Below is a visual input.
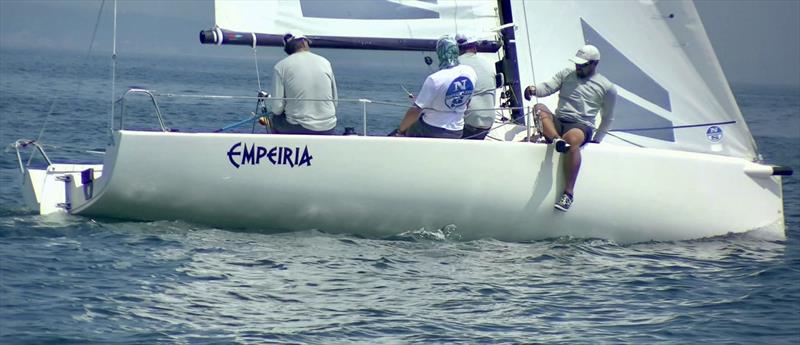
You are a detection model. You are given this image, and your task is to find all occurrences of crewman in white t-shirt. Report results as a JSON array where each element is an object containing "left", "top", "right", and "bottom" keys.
[{"left": 396, "top": 36, "right": 477, "bottom": 139}]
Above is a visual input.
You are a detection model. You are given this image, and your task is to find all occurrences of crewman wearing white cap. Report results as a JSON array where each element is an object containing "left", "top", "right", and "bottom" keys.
[
  {"left": 456, "top": 33, "right": 497, "bottom": 140},
  {"left": 267, "top": 31, "right": 338, "bottom": 135},
  {"left": 523, "top": 44, "right": 617, "bottom": 212}
]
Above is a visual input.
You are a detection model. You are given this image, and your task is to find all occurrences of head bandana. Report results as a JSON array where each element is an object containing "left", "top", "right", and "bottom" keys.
[{"left": 436, "top": 36, "right": 459, "bottom": 70}]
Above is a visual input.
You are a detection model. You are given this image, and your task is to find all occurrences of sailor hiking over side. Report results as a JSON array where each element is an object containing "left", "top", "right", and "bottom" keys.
[{"left": 524, "top": 44, "right": 617, "bottom": 211}]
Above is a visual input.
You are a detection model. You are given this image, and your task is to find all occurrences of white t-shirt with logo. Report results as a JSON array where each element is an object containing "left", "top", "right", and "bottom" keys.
[{"left": 414, "top": 64, "right": 477, "bottom": 131}]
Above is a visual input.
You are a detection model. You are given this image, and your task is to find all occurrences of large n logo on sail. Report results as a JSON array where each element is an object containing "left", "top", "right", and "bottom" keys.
[
  {"left": 581, "top": 19, "right": 675, "bottom": 142},
  {"left": 300, "top": 0, "right": 440, "bottom": 20}
]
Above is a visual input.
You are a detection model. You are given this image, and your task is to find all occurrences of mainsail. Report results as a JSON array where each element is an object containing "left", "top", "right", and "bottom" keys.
[
  {"left": 200, "top": 0, "right": 502, "bottom": 52},
  {"left": 510, "top": 0, "right": 758, "bottom": 160}
]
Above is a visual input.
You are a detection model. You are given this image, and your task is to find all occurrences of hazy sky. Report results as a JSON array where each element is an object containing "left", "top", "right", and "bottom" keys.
[{"left": 1, "top": 0, "right": 799, "bottom": 86}]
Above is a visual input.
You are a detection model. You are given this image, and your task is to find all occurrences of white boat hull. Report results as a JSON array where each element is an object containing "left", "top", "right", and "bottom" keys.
[{"left": 19, "top": 130, "right": 781, "bottom": 244}]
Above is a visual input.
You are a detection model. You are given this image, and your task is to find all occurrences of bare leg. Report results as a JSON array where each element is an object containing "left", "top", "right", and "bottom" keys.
[
  {"left": 534, "top": 104, "right": 558, "bottom": 141},
  {"left": 561, "top": 128, "right": 586, "bottom": 196},
  {"left": 398, "top": 106, "right": 422, "bottom": 135}
]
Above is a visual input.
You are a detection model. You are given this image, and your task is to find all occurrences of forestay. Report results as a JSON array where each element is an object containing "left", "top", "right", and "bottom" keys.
[
  {"left": 511, "top": 0, "right": 758, "bottom": 160},
  {"left": 207, "top": 0, "right": 501, "bottom": 51}
]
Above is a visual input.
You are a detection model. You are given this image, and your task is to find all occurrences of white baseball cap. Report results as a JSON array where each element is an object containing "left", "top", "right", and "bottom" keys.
[
  {"left": 569, "top": 44, "right": 601, "bottom": 64},
  {"left": 455, "top": 33, "right": 478, "bottom": 46},
  {"left": 283, "top": 31, "right": 310, "bottom": 45}
]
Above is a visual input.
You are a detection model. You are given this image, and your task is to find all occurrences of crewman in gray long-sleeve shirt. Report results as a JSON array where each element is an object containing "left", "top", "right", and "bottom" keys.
[
  {"left": 456, "top": 34, "right": 497, "bottom": 140},
  {"left": 269, "top": 31, "right": 338, "bottom": 135},
  {"left": 524, "top": 44, "right": 617, "bottom": 212}
]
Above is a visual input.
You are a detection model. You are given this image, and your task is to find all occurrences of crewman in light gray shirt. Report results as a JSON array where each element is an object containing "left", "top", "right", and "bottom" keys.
[
  {"left": 524, "top": 44, "right": 617, "bottom": 212},
  {"left": 456, "top": 34, "right": 497, "bottom": 140},
  {"left": 268, "top": 31, "right": 338, "bottom": 135}
]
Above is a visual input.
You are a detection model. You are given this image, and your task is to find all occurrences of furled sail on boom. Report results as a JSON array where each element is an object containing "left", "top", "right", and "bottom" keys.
[{"left": 199, "top": 0, "right": 502, "bottom": 52}]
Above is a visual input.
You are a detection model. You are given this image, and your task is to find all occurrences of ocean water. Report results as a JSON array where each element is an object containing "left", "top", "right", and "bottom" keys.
[{"left": 1, "top": 47, "right": 799, "bottom": 344}]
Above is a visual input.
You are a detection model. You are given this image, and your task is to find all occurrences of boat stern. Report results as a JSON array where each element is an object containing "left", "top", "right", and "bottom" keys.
[{"left": 13, "top": 139, "right": 103, "bottom": 215}]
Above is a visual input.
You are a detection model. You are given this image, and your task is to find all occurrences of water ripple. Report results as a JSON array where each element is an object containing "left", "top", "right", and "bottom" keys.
[{"left": 1, "top": 49, "right": 798, "bottom": 344}]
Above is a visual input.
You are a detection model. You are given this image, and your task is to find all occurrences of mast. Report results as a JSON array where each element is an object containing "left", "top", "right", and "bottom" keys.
[{"left": 496, "top": 0, "right": 525, "bottom": 124}]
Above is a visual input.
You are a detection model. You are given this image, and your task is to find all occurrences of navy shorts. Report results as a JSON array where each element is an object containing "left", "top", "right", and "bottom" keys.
[
  {"left": 461, "top": 124, "right": 490, "bottom": 140},
  {"left": 554, "top": 117, "right": 593, "bottom": 146},
  {"left": 406, "top": 116, "right": 462, "bottom": 139},
  {"left": 271, "top": 114, "right": 335, "bottom": 135}
]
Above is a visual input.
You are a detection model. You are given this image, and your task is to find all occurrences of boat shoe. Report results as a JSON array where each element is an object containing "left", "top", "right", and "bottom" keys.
[{"left": 555, "top": 192, "right": 573, "bottom": 212}]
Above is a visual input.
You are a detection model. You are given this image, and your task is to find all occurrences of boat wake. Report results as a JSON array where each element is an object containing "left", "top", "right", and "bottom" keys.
[{"left": 387, "top": 224, "right": 463, "bottom": 242}]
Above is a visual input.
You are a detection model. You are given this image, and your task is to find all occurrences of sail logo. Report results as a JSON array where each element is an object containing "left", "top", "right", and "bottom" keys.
[
  {"left": 444, "top": 76, "right": 474, "bottom": 109},
  {"left": 706, "top": 126, "right": 723, "bottom": 143},
  {"left": 227, "top": 142, "right": 313, "bottom": 169}
]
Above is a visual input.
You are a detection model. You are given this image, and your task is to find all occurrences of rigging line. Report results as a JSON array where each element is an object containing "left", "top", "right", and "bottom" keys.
[
  {"left": 110, "top": 0, "right": 117, "bottom": 137},
  {"left": 404, "top": 21, "right": 433, "bottom": 78},
  {"left": 520, "top": 0, "right": 537, "bottom": 104},
  {"left": 34, "top": 0, "right": 107, "bottom": 145},
  {"left": 453, "top": 1, "right": 459, "bottom": 35},
  {"left": 26, "top": 143, "right": 106, "bottom": 155},
  {"left": 610, "top": 120, "right": 737, "bottom": 132},
  {"left": 606, "top": 132, "right": 645, "bottom": 148},
  {"left": 86, "top": 0, "right": 106, "bottom": 58},
  {"left": 400, "top": 84, "right": 414, "bottom": 99}
]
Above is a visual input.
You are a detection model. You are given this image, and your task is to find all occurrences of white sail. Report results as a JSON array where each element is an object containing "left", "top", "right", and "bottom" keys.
[
  {"left": 510, "top": 0, "right": 758, "bottom": 160},
  {"left": 213, "top": 0, "right": 500, "bottom": 47}
]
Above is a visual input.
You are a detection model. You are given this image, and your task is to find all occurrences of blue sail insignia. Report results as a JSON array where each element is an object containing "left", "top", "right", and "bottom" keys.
[{"left": 706, "top": 126, "right": 723, "bottom": 143}]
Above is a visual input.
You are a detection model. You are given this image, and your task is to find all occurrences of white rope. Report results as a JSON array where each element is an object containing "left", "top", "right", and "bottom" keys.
[{"left": 251, "top": 32, "right": 263, "bottom": 91}]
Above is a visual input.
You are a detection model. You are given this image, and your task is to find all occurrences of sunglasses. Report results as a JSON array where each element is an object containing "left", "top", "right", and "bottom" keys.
[{"left": 576, "top": 61, "right": 592, "bottom": 68}]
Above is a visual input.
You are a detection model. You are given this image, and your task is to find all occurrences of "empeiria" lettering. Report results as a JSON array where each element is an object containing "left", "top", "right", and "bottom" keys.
[{"left": 227, "top": 142, "right": 313, "bottom": 169}]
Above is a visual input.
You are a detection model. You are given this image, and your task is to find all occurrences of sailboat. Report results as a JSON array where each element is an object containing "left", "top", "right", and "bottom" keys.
[{"left": 13, "top": 0, "right": 792, "bottom": 244}]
